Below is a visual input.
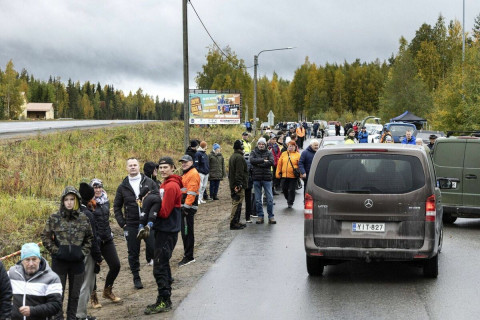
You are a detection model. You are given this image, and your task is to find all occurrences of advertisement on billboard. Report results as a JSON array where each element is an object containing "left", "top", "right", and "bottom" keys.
[{"left": 189, "top": 93, "right": 241, "bottom": 124}]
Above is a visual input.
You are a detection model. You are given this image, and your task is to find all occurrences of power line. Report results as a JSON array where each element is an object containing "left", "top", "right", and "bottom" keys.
[{"left": 188, "top": 0, "right": 251, "bottom": 70}]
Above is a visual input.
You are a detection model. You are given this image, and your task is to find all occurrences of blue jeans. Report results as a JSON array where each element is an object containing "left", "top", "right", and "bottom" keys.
[{"left": 253, "top": 180, "right": 274, "bottom": 219}]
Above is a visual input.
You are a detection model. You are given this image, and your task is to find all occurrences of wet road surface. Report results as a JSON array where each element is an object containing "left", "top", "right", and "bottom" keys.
[{"left": 174, "top": 183, "right": 480, "bottom": 320}]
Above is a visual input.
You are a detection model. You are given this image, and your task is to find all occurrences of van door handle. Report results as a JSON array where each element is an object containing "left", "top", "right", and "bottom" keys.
[{"left": 465, "top": 174, "right": 477, "bottom": 179}]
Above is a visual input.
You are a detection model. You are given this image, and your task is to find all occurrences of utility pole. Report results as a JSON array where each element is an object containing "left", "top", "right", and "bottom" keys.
[{"left": 183, "top": 0, "right": 190, "bottom": 150}]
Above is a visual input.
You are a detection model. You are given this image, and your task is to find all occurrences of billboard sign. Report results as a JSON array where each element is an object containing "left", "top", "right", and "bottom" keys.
[{"left": 189, "top": 93, "right": 241, "bottom": 124}]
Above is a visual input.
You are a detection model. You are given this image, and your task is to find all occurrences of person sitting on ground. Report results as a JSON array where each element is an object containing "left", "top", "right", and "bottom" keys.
[{"left": 8, "top": 243, "right": 62, "bottom": 320}]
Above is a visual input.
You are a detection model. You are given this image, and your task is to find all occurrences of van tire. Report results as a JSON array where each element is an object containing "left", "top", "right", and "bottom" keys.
[
  {"left": 306, "top": 255, "right": 324, "bottom": 276},
  {"left": 423, "top": 254, "right": 438, "bottom": 278},
  {"left": 442, "top": 213, "right": 457, "bottom": 224}
]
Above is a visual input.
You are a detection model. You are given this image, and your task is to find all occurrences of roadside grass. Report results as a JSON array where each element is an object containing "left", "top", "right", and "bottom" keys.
[{"left": 0, "top": 122, "right": 243, "bottom": 260}]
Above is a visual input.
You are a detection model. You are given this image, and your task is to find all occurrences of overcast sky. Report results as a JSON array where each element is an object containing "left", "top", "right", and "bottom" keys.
[{"left": 1, "top": 0, "right": 479, "bottom": 101}]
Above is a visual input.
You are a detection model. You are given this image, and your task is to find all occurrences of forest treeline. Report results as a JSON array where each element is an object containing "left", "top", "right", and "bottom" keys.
[{"left": 1, "top": 14, "right": 479, "bottom": 131}]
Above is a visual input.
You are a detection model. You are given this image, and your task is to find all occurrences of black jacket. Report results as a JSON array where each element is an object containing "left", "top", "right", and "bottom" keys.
[
  {"left": 113, "top": 174, "right": 159, "bottom": 228},
  {"left": 185, "top": 146, "right": 197, "bottom": 160},
  {"left": 81, "top": 205, "right": 103, "bottom": 263},
  {"left": 250, "top": 147, "right": 274, "bottom": 181},
  {"left": 91, "top": 199, "right": 113, "bottom": 242},
  {"left": 0, "top": 261, "right": 12, "bottom": 319}
]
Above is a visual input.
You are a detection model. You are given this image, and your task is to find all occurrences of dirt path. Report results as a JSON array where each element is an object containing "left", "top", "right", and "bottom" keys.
[{"left": 89, "top": 181, "right": 237, "bottom": 320}]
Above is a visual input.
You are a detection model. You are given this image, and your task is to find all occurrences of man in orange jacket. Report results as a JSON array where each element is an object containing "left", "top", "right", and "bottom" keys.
[
  {"left": 296, "top": 122, "right": 306, "bottom": 149},
  {"left": 178, "top": 155, "right": 200, "bottom": 267}
]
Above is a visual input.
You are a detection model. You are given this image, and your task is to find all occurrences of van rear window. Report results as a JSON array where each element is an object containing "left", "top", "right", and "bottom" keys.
[{"left": 314, "top": 154, "right": 425, "bottom": 194}]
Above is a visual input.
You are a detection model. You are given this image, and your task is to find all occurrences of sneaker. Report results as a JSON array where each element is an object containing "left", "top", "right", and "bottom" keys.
[
  {"left": 198, "top": 199, "right": 206, "bottom": 204},
  {"left": 256, "top": 218, "right": 264, "bottom": 224},
  {"left": 143, "top": 224, "right": 151, "bottom": 239},
  {"left": 144, "top": 298, "right": 172, "bottom": 315},
  {"left": 246, "top": 220, "right": 253, "bottom": 223},
  {"left": 134, "top": 278, "right": 144, "bottom": 289},
  {"left": 269, "top": 218, "right": 277, "bottom": 224},
  {"left": 77, "top": 316, "right": 97, "bottom": 320},
  {"left": 147, "top": 259, "right": 154, "bottom": 266},
  {"left": 178, "top": 257, "right": 196, "bottom": 267},
  {"left": 287, "top": 204, "right": 293, "bottom": 208},
  {"left": 250, "top": 214, "right": 258, "bottom": 218}
]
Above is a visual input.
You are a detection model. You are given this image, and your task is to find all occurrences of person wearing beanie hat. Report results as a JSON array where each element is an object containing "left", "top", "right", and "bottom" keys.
[
  {"left": 185, "top": 140, "right": 199, "bottom": 160},
  {"left": 41, "top": 186, "right": 94, "bottom": 320},
  {"left": 208, "top": 143, "right": 226, "bottom": 201},
  {"left": 250, "top": 135, "right": 276, "bottom": 224},
  {"left": 77, "top": 183, "right": 108, "bottom": 319},
  {"left": 345, "top": 128, "right": 357, "bottom": 144},
  {"left": 194, "top": 141, "right": 211, "bottom": 202},
  {"left": 89, "top": 177, "right": 121, "bottom": 308},
  {"left": 7, "top": 243, "right": 62, "bottom": 320},
  {"left": 228, "top": 140, "right": 249, "bottom": 230}
]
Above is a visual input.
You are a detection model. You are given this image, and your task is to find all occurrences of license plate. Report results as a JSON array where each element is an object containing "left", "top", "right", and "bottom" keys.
[{"left": 352, "top": 223, "right": 385, "bottom": 232}]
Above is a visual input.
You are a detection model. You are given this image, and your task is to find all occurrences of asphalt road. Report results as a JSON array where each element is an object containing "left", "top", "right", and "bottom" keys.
[
  {"left": 0, "top": 120, "right": 155, "bottom": 137},
  {"left": 173, "top": 183, "right": 480, "bottom": 320}
]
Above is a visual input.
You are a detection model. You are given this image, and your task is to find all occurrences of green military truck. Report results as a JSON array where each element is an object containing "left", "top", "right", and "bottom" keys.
[{"left": 431, "top": 132, "right": 480, "bottom": 223}]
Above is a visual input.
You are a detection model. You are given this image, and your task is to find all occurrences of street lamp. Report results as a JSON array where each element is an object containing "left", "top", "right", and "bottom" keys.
[{"left": 253, "top": 47, "right": 294, "bottom": 136}]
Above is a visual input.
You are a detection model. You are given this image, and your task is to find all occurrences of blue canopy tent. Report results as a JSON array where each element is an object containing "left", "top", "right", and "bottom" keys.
[{"left": 390, "top": 111, "right": 426, "bottom": 129}]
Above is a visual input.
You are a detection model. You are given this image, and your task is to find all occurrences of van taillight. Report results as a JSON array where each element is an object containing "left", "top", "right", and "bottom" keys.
[
  {"left": 426, "top": 195, "right": 436, "bottom": 222},
  {"left": 305, "top": 193, "right": 313, "bottom": 220}
]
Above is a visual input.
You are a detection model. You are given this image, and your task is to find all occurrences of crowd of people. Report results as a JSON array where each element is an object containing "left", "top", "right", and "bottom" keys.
[{"left": 0, "top": 128, "right": 320, "bottom": 319}]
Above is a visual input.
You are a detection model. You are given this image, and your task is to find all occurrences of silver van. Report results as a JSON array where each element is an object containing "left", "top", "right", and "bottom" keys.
[{"left": 304, "top": 144, "right": 447, "bottom": 278}]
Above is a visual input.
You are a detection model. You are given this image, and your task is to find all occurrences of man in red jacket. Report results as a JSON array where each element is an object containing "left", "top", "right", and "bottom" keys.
[{"left": 144, "top": 157, "right": 183, "bottom": 315}]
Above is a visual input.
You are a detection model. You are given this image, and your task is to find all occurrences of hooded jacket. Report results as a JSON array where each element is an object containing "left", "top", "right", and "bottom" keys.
[
  {"left": 91, "top": 191, "right": 113, "bottom": 242},
  {"left": 156, "top": 174, "right": 182, "bottom": 233},
  {"left": 0, "top": 261, "right": 12, "bottom": 319},
  {"left": 299, "top": 145, "right": 316, "bottom": 177},
  {"left": 113, "top": 174, "right": 159, "bottom": 228},
  {"left": 8, "top": 258, "right": 62, "bottom": 320},
  {"left": 143, "top": 161, "right": 159, "bottom": 187},
  {"left": 228, "top": 150, "right": 248, "bottom": 190},
  {"left": 41, "top": 186, "right": 93, "bottom": 263},
  {"left": 208, "top": 151, "right": 226, "bottom": 180},
  {"left": 80, "top": 205, "right": 103, "bottom": 263},
  {"left": 249, "top": 146, "right": 274, "bottom": 181},
  {"left": 194, "top": 147, "right": 210, "bottom": 175}
]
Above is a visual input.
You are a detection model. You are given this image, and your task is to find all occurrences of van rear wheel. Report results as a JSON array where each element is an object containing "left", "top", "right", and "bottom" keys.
[
  {"left": 423, "top": 254, "right": 438, "bottom": 278},
  {"left": 442, "top": 213, "right": 457, "bottom": 224},
  {"left": 306, "top": 255, "right": 324, "bottom": 276}
]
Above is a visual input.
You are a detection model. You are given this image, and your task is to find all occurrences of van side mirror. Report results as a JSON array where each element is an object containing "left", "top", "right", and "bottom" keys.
[{"left": 437, "top": 177, "right": 460, "bottom": 189}]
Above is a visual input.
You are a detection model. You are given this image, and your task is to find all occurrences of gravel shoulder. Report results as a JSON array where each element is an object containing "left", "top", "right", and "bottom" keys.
[{"left": 89, "top": 181, "right": 236, "bottom": 320}]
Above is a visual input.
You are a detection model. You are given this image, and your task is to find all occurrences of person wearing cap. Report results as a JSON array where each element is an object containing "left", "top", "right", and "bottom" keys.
[
  {"left": 0, "top": 261, "right": 12, "bottom": 320},
  {"left": 358, "top": 126, "right": 369, "bottom": 143},
  {"left": 208, "top": 143, "right": 225, "bottom": 201},
  {"left": 88, "top": 178, "right": 121, "bottom": 309},
  {"left": 113, "top": 158, "right": 158, "bottom": 290},
  {"left": 228, "top": 140, "right": 249, "bottom": 229},
  {"left": 250, "top": 137, "right": 276, "bottom": 224},
  {"left": 7, "top": 243, "right": 62, "bottom": 320},
  {"left": 401, "top": 130, "right": 416, "bottom": 145},
  {"left": 345, "top": 128, "right": 357, "bottom": 144},
  {"left": 241, "top": 132, "right": 252, "bottom": 154},
  {"left": 144, "top": 157, "right": 182, "bottom": 315},
  {"left": 194, "top": 141, "right": 211, "bottom": 203},
  {"left": 76, "top": 183, "right": 104, "bottom": 320},
  {"left": 41, "top": 186, "right": 94, "bottom": 320},
  {"left": 178, "top": 155, "right": 200, "bottom": 267},
  {"left": 427, "top": 134, "right": 438, "bottom": 150}
]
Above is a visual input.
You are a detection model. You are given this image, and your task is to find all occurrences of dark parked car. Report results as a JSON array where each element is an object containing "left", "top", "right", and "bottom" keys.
[{"left": 304, "top": 144, "right": 453, "bottom": 278}]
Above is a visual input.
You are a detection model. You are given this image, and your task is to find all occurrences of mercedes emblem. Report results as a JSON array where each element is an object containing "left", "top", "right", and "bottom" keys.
[{"left": 364, "top": 199, "right": 373, "bottom": 208}]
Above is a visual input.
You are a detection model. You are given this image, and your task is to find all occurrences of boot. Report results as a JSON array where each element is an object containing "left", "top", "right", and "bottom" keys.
[
  {"left": 103, "top": 285, "right": 121, "bottom": 302},
  {"left": 90, "top": 291, "right": 102, "bottom": 309}
]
